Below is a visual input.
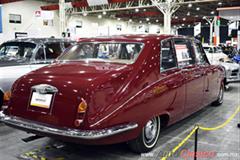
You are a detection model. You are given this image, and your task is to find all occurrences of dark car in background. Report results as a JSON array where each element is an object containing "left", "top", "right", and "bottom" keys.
[{"left": 0, "top": 38, "right": 75, "bottom": 108}]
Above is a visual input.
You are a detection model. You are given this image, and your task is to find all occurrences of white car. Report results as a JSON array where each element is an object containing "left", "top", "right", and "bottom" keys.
[
  {"left": 203, "top": 46, "right": 229, "bottom": 64},
  {"left": 203, "top": 45, "right": 240, "bottom": 85},
  {"left": 0, "top": 38, "right": 75, "bottom": 109}
]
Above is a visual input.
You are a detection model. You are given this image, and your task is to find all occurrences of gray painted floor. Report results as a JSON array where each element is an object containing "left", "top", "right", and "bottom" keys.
[{"left": 0, "top": 83, "right": 239, "bottom": 160}]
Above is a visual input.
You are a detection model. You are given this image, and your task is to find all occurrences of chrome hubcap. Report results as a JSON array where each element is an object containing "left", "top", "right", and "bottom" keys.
[{"left": 144, "top": 118, "right": 158, "bottom": 143}]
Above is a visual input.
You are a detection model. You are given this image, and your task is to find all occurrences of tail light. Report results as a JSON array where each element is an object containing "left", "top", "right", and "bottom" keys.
[
  {"left": 3, "top": 91, "right": 11, "bottom": 102},
  {"left": 3, "top": 91, "right": 11, "bottom": 106},
  {"left": 78, "top": 98, "right": 88, "bottom": 113},
  {"left": 74, "top": 98, "right": 88, "bottom": 127}
]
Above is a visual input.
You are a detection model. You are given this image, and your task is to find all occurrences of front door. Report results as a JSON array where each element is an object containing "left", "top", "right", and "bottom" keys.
[
  {"left": 192, "top": 41, "right": 211, "bottom": 108},
  {"left": 173, "top": 38, "right": 205, "bottom": 117}
]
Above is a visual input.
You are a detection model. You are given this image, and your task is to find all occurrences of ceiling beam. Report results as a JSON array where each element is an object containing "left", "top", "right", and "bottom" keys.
[{"left": 70, "top": 0, "right": 219, "bottom": 15}]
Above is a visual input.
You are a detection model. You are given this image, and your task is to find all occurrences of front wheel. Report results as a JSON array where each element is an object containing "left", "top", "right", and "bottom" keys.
[
  {"left": 128, "top": 116, "right": 160, "bottom": 153},
  {"left": 212, "top": 83, "right": 224, "bottom": 106}
]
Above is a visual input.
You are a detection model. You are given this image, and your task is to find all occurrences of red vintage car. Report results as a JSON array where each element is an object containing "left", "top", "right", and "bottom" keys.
[{"left": 0, "top": 35, "right": 224, "bottom": 153}]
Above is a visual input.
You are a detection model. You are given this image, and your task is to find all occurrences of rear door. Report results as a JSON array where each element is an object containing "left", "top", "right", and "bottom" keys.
[
  {"left": 173, "top": 38, "right": 205, "bottom": 117},
  {"left": 159, "top": 39, "right": 185, "bottom": 123}
]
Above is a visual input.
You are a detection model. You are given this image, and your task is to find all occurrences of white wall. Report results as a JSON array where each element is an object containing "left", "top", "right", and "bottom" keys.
[
  {"left": 0, "top": 0, "right": 164, "bottom": 43},
  {"left": 0, "top": 0, "right": 60, "bottom": 43},
  {"left": 67, "top": 15, "right": 164, "bottom": 39}
]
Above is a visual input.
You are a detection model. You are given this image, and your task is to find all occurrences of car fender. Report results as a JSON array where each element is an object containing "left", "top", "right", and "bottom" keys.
[{"left": 90, "top": 78, "right": 172, "bottom": 133}]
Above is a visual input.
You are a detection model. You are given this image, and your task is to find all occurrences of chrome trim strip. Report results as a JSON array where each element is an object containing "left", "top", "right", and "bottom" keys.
[
  {"left": 0, "top": 111, "right": 138, "bottom": 140},
  {"left": 31, "top": 84, "right": 58, "bottom": 94}
]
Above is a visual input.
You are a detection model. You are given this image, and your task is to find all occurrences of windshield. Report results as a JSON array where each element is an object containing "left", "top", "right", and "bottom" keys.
[
  {"left": 0, "top": 42, "right": 36, "bottom": 60},
  {"left": 58, "top": 42, "right": 144, "bottom": 64}
]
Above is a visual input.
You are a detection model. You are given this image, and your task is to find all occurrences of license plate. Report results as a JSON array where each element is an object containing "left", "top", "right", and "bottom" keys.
[{"left": 30, "top": 92, "right": 53, "bottom": 109}]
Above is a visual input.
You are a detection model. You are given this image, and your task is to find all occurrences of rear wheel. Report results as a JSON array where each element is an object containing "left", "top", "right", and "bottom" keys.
[
  {"left": 212, "top": 83, "right": 224, "bottom": 106},
  {"left": 128, "top": 116, "right": 160, "bottom": 153}
]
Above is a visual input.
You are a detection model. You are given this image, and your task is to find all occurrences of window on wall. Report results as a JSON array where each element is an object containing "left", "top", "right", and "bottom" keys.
[
  {"left": 174, "top": 39, "right": 194, "bottom": 68},
  {"left": 160, "top": 40, "right": 177, "bottom": 71},
  {"left": 9, "top": 14, "right": 21, "bottom": 24},
  {"left": 116, "top": 25, "right": 122, "bottom": 31}
]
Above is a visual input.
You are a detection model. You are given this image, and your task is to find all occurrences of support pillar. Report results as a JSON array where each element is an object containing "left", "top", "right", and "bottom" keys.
[
  {"left": 151, "top": 0, "right": 182, "bottom": 34},
  {"left": 237, "top": 21, "right": 240, "bottom": 51},
  {"left": 210, "top": 22, "right": 213, "bottom": 45},
  {"left": 163, "top": 11, "right": 172, "bottom": 34},
  {"left": 59, "top": 0, "right": 66, "bottom": 37},
  {"left": 214, "top": 16, "right": 220, "bottom": 46},
  {"left": 204, "top": 17, "right": 215, "bottom": 46}
]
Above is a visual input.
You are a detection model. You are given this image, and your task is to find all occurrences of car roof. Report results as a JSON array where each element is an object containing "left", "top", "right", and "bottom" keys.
[
  {"left": 4, "top": 38, "right": 74, "bottom": 44},
  {"left": 77, "top": 34, "right": 191, "bottom": 43}
]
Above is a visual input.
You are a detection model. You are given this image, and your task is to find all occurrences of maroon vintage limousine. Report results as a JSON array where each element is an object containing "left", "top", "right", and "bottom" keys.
[{"left": 0, "top": 35, "right": 224, "bottom": 153}]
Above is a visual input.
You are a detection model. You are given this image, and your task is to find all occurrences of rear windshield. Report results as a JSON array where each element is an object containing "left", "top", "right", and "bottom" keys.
[
  {"left": 58, "top": 42, "right": 144, "bottom": 64},
  {"left": 0, "top": 42, "right": 36, "bottom": 60}
]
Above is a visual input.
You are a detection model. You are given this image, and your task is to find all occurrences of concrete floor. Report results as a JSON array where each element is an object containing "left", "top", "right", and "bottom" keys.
[{"left": 0, "top": 83, "right": 239, "bottom": 160}]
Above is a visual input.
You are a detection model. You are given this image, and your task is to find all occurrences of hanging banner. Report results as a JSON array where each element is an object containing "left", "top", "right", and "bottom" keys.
[
  {"left": 194, "top": 23, "right": 201, "bottom": 36},
  {"left": 228, "top": 22, "right": 237, "bottom": 36},
  {"left": 87, "top": 0, "right": 108, "bottom": 6},
  {"left": 218, "top": 7, "right": 240, "bottom": 21},
  {"left": 35, "top": 11, "right": 54, "bottom": 20},
  {"left": 0, "top": 5, "right": 2, "bottom": 33},
  {"left": 41, "top": 11, "right": 54, "bottom": 20}
]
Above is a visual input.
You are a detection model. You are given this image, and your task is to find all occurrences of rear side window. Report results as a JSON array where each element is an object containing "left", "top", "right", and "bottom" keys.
[
  {"left": 0, "top": 42, "right": 36, "bottom": 59},
  {"left": 45, "top": 42, "right": 62, "bottom": 59},
  {"left": 174, "top": 39, "right": 194, "bottom": 68},
  {"left": 160, "top": 40, "right": 177, "bottom": 71}
]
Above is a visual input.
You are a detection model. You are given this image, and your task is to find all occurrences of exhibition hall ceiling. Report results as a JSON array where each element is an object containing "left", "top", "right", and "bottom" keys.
[
  {"left": 2, "top": 0, "right": 238, "bottom": 26},
  {"left": 39, "top": 0, "right": 240, "bottom": 26}
]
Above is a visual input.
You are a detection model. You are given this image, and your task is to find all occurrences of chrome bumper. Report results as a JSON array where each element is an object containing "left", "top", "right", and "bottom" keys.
[
  {"left": 0, "top": 111, "right": 138, "bottom": 140},
  {"left": 226, "top": 70, "right": 240, "bottom": 83},
  {"left": 227, "top": 75, "right": 240, "bottom": 83}
]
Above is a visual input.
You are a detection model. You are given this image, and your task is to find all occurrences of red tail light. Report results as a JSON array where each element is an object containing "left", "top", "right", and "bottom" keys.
[{"left": 74, "top": 98, "right": 88, "bottom": 127}]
